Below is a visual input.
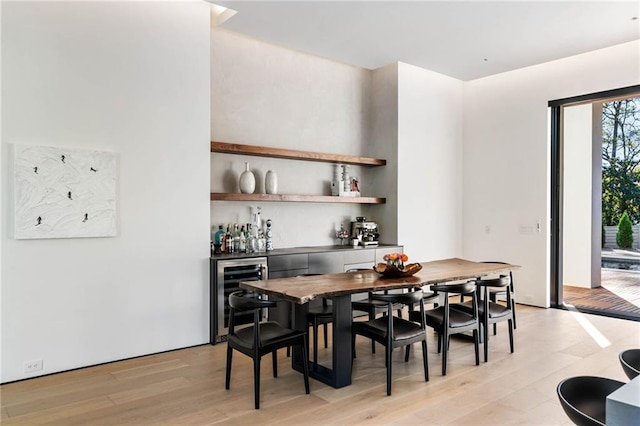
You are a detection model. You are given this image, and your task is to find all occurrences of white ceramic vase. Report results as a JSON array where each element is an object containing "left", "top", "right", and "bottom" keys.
[
  {"left": 265, "top": 170, "right": 278, "bottom": 194},
  {"left": 239, "top": 162, "right": 255, "bottom": 194}
]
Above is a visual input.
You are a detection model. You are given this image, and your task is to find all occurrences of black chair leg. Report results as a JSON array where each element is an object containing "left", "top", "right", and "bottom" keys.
[
  {"left": 484, "top": 322, "right": 490, "bottom": 363},
  {"left": 323, "top": 323, "right": 328, "bottom": 348},
  {"left": 301, "top": 337, "right": 310, "bottom": 394},
  {"left": 404, "top": 344, "right": 411, "bottom": 362},
  {"left": 508, "top": 318, "right": 514, "bottom": 353},
  {"left": 473, "top": 329, "right": 480, "bottom": 365},
  {"left": 422, "top": 340, "right": 429, "bottom": 382},
  {"left": 386, "top": 346, "right": 393, "bottom": 396},
  {"left": 253, "top": 354, "right": 261, "bottom": 409},
  {"left": 312, "top": 320, "right": 319, "bottom": 370},
  {"left": 369, "top": 309, "right": 376, "bottom": 354},
  {"left": 442, "top": 330, "right": 449, "bottom": 376},
  {"left": 272, "top": 350, "right": 278, "bottom": 377},
  {"left": 225, "top": 345, "right": 233, "bottom": 389}
]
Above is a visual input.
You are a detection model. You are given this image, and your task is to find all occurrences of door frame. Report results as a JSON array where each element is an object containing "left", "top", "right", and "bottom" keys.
[{"left": 549, "top": 84, "right": 640, "bottom": 308}]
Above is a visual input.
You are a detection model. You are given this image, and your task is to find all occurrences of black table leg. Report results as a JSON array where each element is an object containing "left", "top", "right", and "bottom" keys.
[{"left": 291, "top": 295, "right": 352, "bottom": 388}]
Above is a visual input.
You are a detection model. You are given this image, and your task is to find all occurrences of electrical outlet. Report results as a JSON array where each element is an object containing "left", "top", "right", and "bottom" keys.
[{"left": 24, "top": 359, "right": 43, "bottom": 373}]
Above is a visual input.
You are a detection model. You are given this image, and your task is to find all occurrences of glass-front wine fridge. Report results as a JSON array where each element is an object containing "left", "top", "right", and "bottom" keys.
[{"left": 210, "top": 257, "right": 268, "bottom": 343}]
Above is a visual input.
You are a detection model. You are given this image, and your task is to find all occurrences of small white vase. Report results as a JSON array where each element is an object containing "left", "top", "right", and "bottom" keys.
[
  {"left": 239, "top": 162, "right": 255, "bottom": 194},
  {"left": 265, "top": 170, "right": 278, "bottom": 194}
]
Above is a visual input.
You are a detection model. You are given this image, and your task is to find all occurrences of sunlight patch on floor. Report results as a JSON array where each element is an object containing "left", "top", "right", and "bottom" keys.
[{"left": 565, "top": 303, "right": 612, "bottom": 348}]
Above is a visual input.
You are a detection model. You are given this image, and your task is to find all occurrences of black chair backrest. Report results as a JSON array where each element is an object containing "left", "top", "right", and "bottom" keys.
[
  {"left": 229, "top": 291, "right": 275, "bottom": 311},
  {"left": 431, "top": 281, "right": 476, "bottom": 295},
  {"left": 477, "top": 276, "right": 510, "bottom": 288},
  {"left": 370, "top": 290, "right": 423, "bottom": 306},
  {"left": 481, "top": 261, "right": 514, "bottom": 289}
]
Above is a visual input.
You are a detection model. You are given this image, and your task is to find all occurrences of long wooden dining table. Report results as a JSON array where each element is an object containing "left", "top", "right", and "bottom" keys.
[{"left": 239, "top": 257, "right": 519, "bottom": 388}]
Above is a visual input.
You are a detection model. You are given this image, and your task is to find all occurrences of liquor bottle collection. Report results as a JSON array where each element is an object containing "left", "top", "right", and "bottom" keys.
[{"left": 211, "top": 207, "right": 271, "bottom": 254}]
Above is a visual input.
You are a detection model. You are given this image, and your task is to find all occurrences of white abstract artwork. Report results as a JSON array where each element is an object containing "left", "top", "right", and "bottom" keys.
[{"left": 14, "top": 145, "right": 117, "bottom": 239}]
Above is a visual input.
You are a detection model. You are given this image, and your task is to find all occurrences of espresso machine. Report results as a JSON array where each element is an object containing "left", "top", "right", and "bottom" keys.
[{"left": 351, "top": 217, "right": 379, "bottom": 246}]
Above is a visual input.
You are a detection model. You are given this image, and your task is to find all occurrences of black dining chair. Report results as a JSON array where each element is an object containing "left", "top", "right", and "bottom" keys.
[
  {"left": 225, "top": 291, "right": 310, "bottom": 409},
  {"left": 352, "top": 290, "right": 429, "bottom": 396},
  {"left": 351, "top": 268, "right": 404, "bottom": 354},
  {"left": 557, "top": 376, "right": 625, "bottom": 426},
  {"left": 410, "top": 281, "right": 480, "bottom": 375},
  {"left": 481, "top": 261, "right": 517, "bottom": 331},
  {"left": 453, "top": 276, "right": 514, "bottom": 362},
  {"left": 300, "top": 274, "right": 333, "bottom": 369}
]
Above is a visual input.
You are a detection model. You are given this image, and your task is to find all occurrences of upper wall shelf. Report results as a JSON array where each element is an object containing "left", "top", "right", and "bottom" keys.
[
  {"left": 211, "top": 141, "right": 386, "bottom": 167},
  {"left": 210, "top": 193, "right": 386, "bottom": 204}
]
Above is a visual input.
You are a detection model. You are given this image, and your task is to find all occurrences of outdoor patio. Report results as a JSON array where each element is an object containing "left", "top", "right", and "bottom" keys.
[{"left": 563, "top": 248, "right": 640, "bottom": 320}]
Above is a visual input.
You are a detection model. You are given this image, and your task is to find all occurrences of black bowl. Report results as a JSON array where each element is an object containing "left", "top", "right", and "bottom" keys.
[
  {"left": 619, "top": 349, "right": 640, "bottom": 380},
  {"left": 557, "top": 376, "right": 624, "bottom": 426}
]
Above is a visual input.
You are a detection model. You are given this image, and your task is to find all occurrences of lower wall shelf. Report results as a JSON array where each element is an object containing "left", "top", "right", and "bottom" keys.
[{"left": 210, "top": 193, "right": 385, "bottom": 204}]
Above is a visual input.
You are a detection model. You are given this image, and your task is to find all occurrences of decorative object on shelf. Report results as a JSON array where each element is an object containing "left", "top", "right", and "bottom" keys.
[
  {"left": 331, "top": 164, "right": 341, "bottom": 196},
  {"left": 211, "top": 142, "right": 385, "bottom": 204},
  {"left": 265, "top": 219, "right": 273, "bottom": 251},
  {"left": 239, "top": 162, "right": 256, "bottom": 194},
  {"left": 265, "top": 170, "right": 278, "bottom": 194},
  {"left": 373, "top": 253, "right": 422, "bottom": 277},
  {"left": 342, "top": 165, "right": 350, "bottom": 192},
  {"left": 331, "top": 164, "right": 361, "bottom": 197}
]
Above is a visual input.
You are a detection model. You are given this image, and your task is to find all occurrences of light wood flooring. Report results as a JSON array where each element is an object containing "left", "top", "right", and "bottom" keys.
[{"left": 2, "top": 305, "right": 639, "bottom": 425}]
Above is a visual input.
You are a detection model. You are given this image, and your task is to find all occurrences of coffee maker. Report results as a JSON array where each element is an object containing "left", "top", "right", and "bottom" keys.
[{"left": 350, "top": 217, "right": 379, "bottom": 246}]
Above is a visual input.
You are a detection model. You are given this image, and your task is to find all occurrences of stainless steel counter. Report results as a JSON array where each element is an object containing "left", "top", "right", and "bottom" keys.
[{"left": 210, "top": 243, "right": 401, "bottom": 260}]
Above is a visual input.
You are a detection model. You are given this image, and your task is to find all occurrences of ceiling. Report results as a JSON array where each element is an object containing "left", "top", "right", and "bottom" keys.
[{"left": 212, "top": 1, "right": 640, "bottom": 81}]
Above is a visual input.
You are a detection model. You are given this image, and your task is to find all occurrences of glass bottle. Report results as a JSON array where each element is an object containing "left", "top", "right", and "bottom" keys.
[
  {"left": 239, "top": 225, "right": 246, "bottom": 252},
  {"left": 226, "top": 224, "right": 234, "bottom": 254},
  {"left": 233, "top": 223, "right": 240, "bottom": 252},
  {"left": 214, "top": 225, "right": 225, "bottom": 254}
]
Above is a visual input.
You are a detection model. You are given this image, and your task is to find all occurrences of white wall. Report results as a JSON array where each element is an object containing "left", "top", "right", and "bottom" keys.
[
  {"left": 1, "top": 1, "right": 211, "bottom": 382},
  {"left": 210, "top": 29, "right": 372, "bottom": 247},
  {"left": 369, "top": 63, "right": 399, "bottom": 245},
  {"left": 209, "top": 35, "right": 466, "bottom": 258},
  {"left": 463, "top": 41, "right": 639, "bottom": 307},
  {"left": 397, "top": 62, "right": 463, "bottom": 261},
  {"left": 563, "top": 104, "right": 601, "bottom": 288}
]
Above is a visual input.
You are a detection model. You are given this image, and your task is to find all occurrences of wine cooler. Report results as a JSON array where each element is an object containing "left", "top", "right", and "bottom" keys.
[{"left": 210, "top": 257, "right": 268, "bottom": 343}]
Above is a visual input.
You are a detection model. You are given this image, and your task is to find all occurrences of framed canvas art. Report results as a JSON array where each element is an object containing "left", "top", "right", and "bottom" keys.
[{"left": 14, "top": 144, "right": 117, "bottom": 239}]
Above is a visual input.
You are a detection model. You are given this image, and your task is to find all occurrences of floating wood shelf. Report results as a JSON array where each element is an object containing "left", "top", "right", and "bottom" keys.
[
  {"left": 210, "top": 193, "right": 386, "bottom": 204},
  {"left": 211, "top": 141, "right": 386, "bottom": 167}
]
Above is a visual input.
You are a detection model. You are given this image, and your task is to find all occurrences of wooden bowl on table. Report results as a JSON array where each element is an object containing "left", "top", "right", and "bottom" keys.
[{"left": 373, "top": 262, "right": 422, "bottom": 277}]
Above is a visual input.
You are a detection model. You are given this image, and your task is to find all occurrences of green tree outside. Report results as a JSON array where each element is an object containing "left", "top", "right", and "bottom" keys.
[
  {"left": 616, "top": 211, "right": 634, "bottom": 249},
  {"left": 602, "top": 98, "right": 640, "bottom": 227}
]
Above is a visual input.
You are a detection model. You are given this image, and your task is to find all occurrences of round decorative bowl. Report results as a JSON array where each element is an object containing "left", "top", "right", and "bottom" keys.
[{"left": 373, "top": 262, "right": 422, "bottom": 277}]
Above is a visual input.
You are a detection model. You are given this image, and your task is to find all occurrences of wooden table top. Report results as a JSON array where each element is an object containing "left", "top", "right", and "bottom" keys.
[{"left": 239, "top": 257, "right": 520, "bottom": 304}]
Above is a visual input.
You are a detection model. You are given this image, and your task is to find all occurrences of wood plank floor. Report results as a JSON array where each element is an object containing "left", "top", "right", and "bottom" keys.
[
  {"left": 563, "top": 269, "right": 640, "bottom": 319},
  {"left": 2, "top": 305, "right": 639, "bottom": 425}
]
